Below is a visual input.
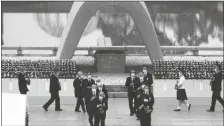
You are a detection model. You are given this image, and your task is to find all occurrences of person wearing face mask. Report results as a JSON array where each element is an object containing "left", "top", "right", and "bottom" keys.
[
  {"left": 96, "top": 79, "right": 108, "bottom": 102},
  {"left": 207, "top": 64, "right": 224, "bottom": 112},
  {"left": 138, "top": 85, "right": 154, "bottom": 126},
  {"left": 86, "top": 84, "right": 99, "bottom": 126},
  {"left": 84, "top": 72, "right": 95, "bottom": 89},
  {"left": 84, "top": 72, "right": 96, "bottom": 109},
  {"left": 95, "top": 92, "right": 108, "bottom": 126},
  {"left": 73, "top": 71, "right": 86, "bottom": 113},
  {"left": 142, "top": 67, "right": 153, "bottom": 94},
  {"left": 125, "top": 70, "right": 141, "bottom": 116},
  {"left": 136, "top": 72, "right": 146, "bottom": 120},
  {"left": 174, "top": 68, "right": 191, "bottom": 112},
  {"left": 43, "top": 69, "right": 62, "bottom": 111}
]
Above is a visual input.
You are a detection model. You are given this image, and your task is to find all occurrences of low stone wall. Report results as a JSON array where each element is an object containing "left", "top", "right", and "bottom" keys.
[{"left": 2, "top": 78, "right": 223, "bottom": 98}]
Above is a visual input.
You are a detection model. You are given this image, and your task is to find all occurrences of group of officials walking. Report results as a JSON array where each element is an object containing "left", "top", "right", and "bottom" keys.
[
  {"left": 17, "top": 64, "right": 224, "bottom": 126},
  {"left": 125, "top": 67, "right": 154, "bottom": 126},
  {"left": 72, "top": 71, "right": 109, "bottom": 126}
]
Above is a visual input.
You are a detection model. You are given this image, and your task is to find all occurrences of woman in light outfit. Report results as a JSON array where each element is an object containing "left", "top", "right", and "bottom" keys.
[{"left": 174, "top": 68, "right": 191, "bottom": 111}]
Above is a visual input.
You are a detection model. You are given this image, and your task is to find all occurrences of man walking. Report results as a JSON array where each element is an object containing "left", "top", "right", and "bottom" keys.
[
  {"left": 125, "top": 70, "right": 140, "bottom": 116},
  {"left": 43, "top": 69, "right": 62, "bottom": 111},
  {"left": 18, "top": 66, "right": 29, "bottom": 94},
  {"left": 73, "top": 71, "right": 86, "bottom": 113},
  {"left": 142, "top": 67, "right": 153, "bottom": 93},
  {"left": 207, "top": 64, "right": 224, "bottom": 112}
]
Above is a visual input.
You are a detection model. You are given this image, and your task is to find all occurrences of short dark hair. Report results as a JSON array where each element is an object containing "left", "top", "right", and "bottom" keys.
[
  {"left": 178, "top": 68, "right": 185, "bottom": 76},
  {"left": 215, "top": 64, "right": 221, "bottom": 71}
]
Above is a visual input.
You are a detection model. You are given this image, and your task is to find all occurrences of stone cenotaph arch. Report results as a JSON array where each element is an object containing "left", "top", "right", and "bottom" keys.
[{"left": 57, "top": 1, "right": 164, "bottom": 61}]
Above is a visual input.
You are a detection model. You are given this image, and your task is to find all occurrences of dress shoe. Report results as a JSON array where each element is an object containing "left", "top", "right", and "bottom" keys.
[
  {"left": 207, "top": 109, "right": 214, "bottom": 112},
  {"left": 55, "top": 109, "right": 63, "bottom": 111},
  {"left": 137, "top": 118, "right": 140, "bottom": 121},
  {"left": 130, "top": 113, "right": 134, "bottom": 116},
  {"left": 174, "top": 109, "right": 181, "bottom": 111},
  {"left": 75, "top": 110, "right": 81, "bottom": 112},
  {"left": 42, "top": 106, "right": 48, "bottom": 111},
  {"left": 83, "top": 110, "right": 86, "bottom": 113},
  {"left": 188, "top": 104, "right": 191, "bottom": 111}
]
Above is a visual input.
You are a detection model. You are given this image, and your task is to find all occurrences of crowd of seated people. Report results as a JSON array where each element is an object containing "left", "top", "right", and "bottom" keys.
[
  {"left": 153, "top": 60, "right": 224, "bottom": 79},
  {"left": 1, "top": 57, "right": 77, "bottom": 79},
  {"left": 1, "top": 57, "right": 223, "bottom": 79}
]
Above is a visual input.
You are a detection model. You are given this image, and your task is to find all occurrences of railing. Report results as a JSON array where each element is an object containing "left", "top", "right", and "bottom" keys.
[{"left": 1, "top": 46, "right": 223, "bottom": 57}]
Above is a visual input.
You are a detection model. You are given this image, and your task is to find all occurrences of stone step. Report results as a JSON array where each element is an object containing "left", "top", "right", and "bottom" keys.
[
  {"left": 104, "top": 85, "right": 127, "bottom": 92},
  {"left": 108, "top": 92, "right": 127, "bottom": 98}
]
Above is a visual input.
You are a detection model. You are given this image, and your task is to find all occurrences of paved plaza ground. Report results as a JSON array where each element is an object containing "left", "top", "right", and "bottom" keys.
[{"left": 28, "top": 98, "right": 223, "bottom": 126}]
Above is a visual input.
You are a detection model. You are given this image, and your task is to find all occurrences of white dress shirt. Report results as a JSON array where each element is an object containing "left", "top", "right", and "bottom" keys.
[{"left": 178, "top": 75, "right": 185, "bottom": 89}]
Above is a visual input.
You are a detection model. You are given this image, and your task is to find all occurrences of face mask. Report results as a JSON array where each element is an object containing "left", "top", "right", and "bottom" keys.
[{"left": 144, "top": 89, "right": 149, "bottom": 92}]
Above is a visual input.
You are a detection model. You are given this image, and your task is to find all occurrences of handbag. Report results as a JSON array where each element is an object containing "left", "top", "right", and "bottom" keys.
[{"left": 174, "top": 84, "right": 178, "bottom": 90}]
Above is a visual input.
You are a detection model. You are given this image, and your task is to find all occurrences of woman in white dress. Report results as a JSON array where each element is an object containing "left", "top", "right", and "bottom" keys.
[{"left": 174, "top": 68, "right": 191, "bottom": 111}]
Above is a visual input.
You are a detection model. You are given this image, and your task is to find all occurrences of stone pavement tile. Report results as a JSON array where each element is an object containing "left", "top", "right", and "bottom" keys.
[
  {"left": 172, "top": 121, "right": 194, "bottom": 126},
  {"left": 192, "top": 120, "right": 214, "bottom": 126},
  {"left": 212, "top": 121, "right": 223, "bottom": 126},
  {"left": 151, "top": 119, "right": 172, "bottom": 125},
  {"left": 28, "top": 98, "right": 224, "bottom": 126}
]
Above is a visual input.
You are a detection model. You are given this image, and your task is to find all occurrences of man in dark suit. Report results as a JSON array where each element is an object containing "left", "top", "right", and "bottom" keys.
[
  {"left": 125, "top": 70, "right": 141, "bottom": 116},
  {"left": 18, "top": 66, "right": 29, "bottom": 94},
  {"left": 43, "top": 69, "right": 62, "bottom": 111},
  {"left": 138, "top": 85, "right": 154, "bottom": 126},
  {"left": 142, "top": 67, "right": 153, "bottom": 93},
  {"left": 73, "top": 71, "right": 86, "bottom": 112},
  {"left": 83, "top": 72, "right": 95, "bottom": 108},
  {"left": 136, "top": 72, "right": 146, "bottom": 120},
  {"left": 95, "top": 92, "right": 108, "bottom": 126},
  {"left": 86, "top": 84, "right": 98, "bottom": 126},
  {"left": 96, "top": 79, "right": 108, "bottom": 102},
  {"left": 207, "top": 64, "right": 224, "bottom": 112},
  {"left": 84, "top": 72, "right": 95, "bottom": 88}
]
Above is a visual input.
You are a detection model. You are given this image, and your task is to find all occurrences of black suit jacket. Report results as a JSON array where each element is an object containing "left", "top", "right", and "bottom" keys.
[
  {"left": 144, "top": 72, "right": 153, "bottom": 87},
  {"left": 125, "top": 76, "right": 141, "bottom": 93},
  {"left": 211, "top": 71, "right": 223, "bottom": 91},
  {"left": 83, "top": 78, "right": 95, "bottom": 89},
  {"left": 49, "top": 74, "right": 60, "bottom": 94},
  {"left": 96, "top": 97, "right": 108, "bottom": 112},
  {"left": 73, "top": 77, "right": 85, "bottom": 98},
  {"left": 139, "top": 92, "right": 154, "bottom": 112},
  {"left": 97, "top": 86, "right": 109, "bottom": 102},
  {"left": 18, "top": 72, "right": 29, "bottom": 94},
  {"left": 86, "top": 89, "right": 99, "bottom": 111}
]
